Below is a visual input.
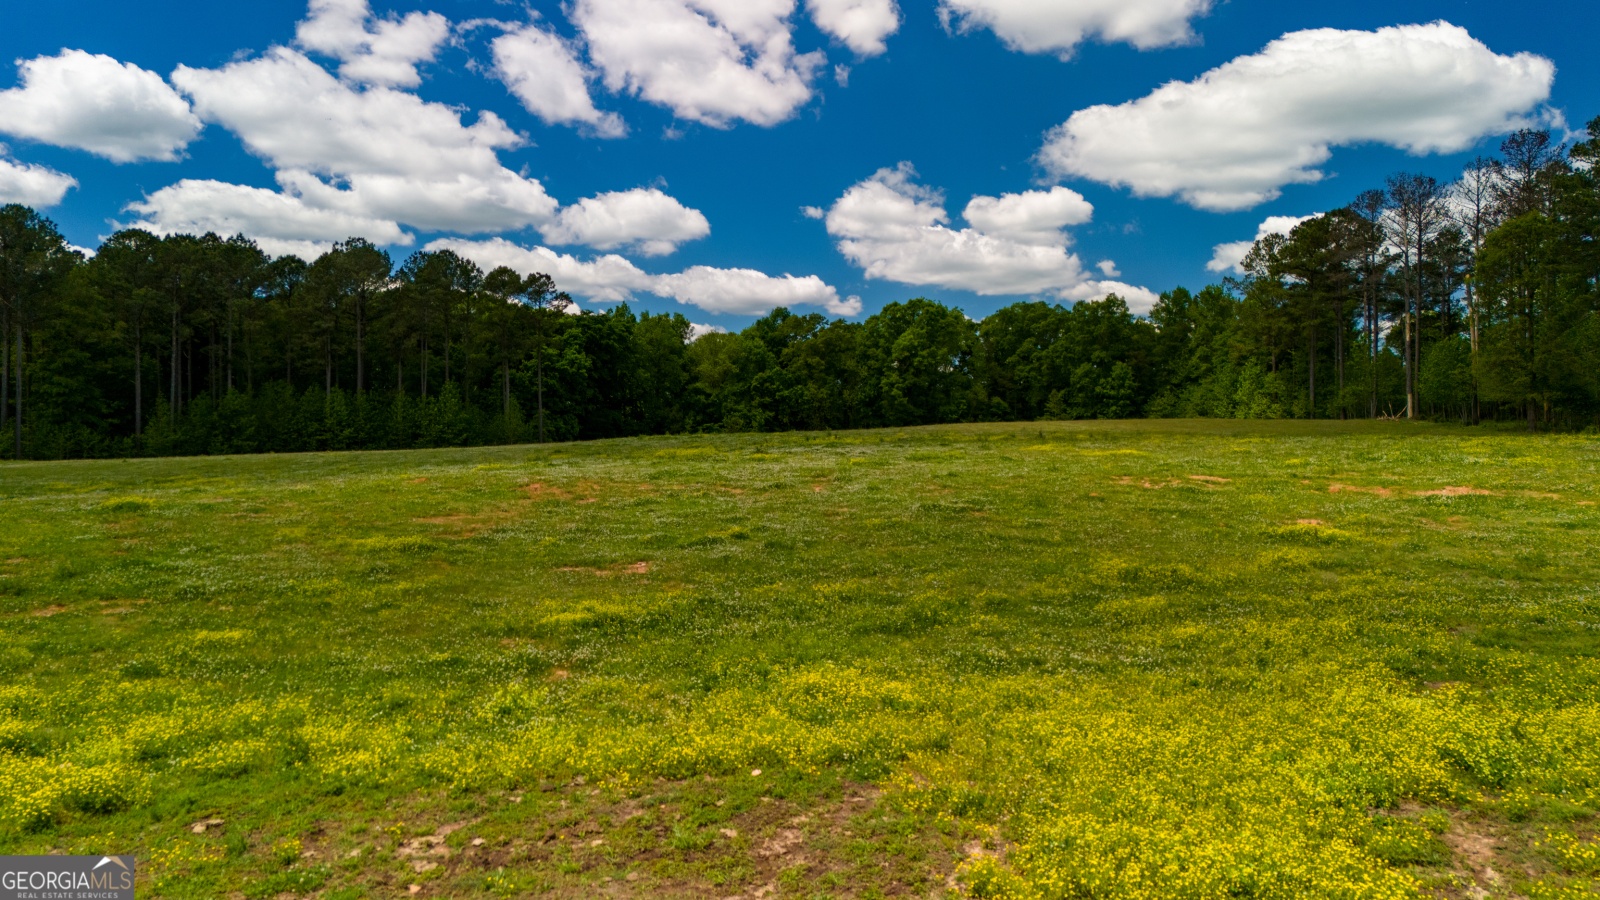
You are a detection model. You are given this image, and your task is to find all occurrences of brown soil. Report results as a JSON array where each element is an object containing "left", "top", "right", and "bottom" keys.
[
  {"left": 526, "top": 483, "right": 574, "bottom": 501},
  {"left": 558, "top": 562, "right": 653, "bottom": 577},
  {"left": 1438, "top": 813, "right": 1516, "bottom": 899},
  {"left": 412, "top": 512, "right": 517, "bottom": 538},
  {"left": 1415, "top": 487, "right": 1497, "bottom": 498},
  {"left": 32, "top": 605, "right": 67, "bottom": 617},
  {"left": 526, "top": 480, "right": 648, "bottom": 505},
  {"left": 1330, "top": 484, "right": 1395, "bottom": 497},
  {"left": 1114, "top": 476, "right": 1183, "bottom": 489},
  {"left": 332, "top": 780, "right": 958, "bottom": 899},
  {"left": 1188, "top": 475, "right": 1232, "bottom": 484}
]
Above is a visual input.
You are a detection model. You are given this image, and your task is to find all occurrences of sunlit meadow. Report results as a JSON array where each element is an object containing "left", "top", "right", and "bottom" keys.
[{"left": 1, "top": 421, "right": 1598, "bottom": 898}]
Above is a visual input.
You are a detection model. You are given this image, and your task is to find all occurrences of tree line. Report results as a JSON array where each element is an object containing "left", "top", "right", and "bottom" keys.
[{"left": 1, "top": 121, "right": 1597, "bottom": 460}]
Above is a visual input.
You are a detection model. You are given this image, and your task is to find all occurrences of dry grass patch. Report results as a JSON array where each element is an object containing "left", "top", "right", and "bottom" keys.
[
  {"left": 557, "top": 562, "right": 653, "bottom": 577},
  {"left": 1330, "top": 483, "right": 1396, "bottom": 497},
  {"left": 1415, "top": 487, "right": 1497, "bottom": 498}
]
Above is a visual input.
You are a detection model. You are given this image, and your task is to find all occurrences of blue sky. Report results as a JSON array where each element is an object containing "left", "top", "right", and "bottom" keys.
[{"left": 2, "top": 0, "right": 1595, "bottom": 330}]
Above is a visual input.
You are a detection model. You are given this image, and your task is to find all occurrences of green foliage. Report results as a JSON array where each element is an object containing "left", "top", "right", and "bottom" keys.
[{"left": 4, "top": 120, "right": 1600, "bottom": 460}]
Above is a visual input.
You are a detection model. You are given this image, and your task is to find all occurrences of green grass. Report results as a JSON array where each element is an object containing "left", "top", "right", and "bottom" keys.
[{"left": 2, "top": 420, "right": 1600, "bottom": 899}]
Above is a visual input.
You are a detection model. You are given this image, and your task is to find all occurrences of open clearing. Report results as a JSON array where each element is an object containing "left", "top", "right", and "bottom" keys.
[{"left": 2, "top": 420, "right": 1599, "bottom": 898}]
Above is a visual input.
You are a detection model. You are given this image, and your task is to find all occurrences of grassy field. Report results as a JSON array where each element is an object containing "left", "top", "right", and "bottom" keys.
[{"left": 2, "top": 421, "right": 1599, "bottom": 899}]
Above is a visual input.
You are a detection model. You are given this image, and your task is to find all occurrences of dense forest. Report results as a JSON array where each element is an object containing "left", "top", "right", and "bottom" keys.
[{"left": 1, "top": 121, "right": 1597, "bottom": 460}]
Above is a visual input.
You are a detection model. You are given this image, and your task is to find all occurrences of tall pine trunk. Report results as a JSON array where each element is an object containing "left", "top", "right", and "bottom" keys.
[
  {"left": 1407, "top": 234, "right": 1424, "bottom": 420},
  {"left": 1367, "top": 287, "right": 1378, "bottom": 420},
  {"left": 1, "top": 306, "right": 8, "bottom": 443},
  {"left": 355, "top": 300, "right": 365, "bottom": 395},
  {"left": 1467, "top": 280, "right": 1481, "bottom": 425},
  {"left": 1308, "top": 325, "right": 1316, "bottom": 419},
  {"left": 1335, "top": 316, "right": 1345, "bottom": 420},
  {"left": 134, "top": 320, "right": 143, "bottom": 438},
  {"left": 170, "top": 308, "right": 180, "bottom": 415},
  {"left": 14, "top": 322, "right": 22, "bottom": 459}
]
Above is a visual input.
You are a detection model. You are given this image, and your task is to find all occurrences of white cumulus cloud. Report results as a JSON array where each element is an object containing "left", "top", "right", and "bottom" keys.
[
  {"left": 541, "top": 188, "right": 710, "bottom": 256},
  {"left": 0, "top": 149, "right": 77, "bottom": 208},
  {"left": 0, "top": 50, "right": 201, "bottom": 163},
  {"left": 148, "top": 47, "right": 710, "bottom": 258},
  {"left": 491, "top": 23, "right": 626, "bottom": 138},
  {"left": 295, "top": 0, "right": 451, "bottom": 88},
  {"left": 171, "top": 48, "right": 559, "bottom": 235},
  {"left": 426, "top": 237, "right": 655, "bottom": 302},
  {"left": 429, "top": 236, "right": 854, "bottom": 316},
  {"left": 807, "top": 0, "right": 900, "bottom": 57},
  {"left": 819, "top": 164, "right": 1155, "bottom": 311},
  {"left": 124, "top": 179, "right": 412, "bottom": 258},
  {"left": 962, "top": 186, "right": 1094, "bottom": 246},
  {"left": 1039, "top": 22, "right": 1556, "bottom": 211},
  {"left": 656, "top": 266, "right": 857, "bottom": 315},
  {"left": 939, "top": 0, "right": 1211, "bottom": 57},
  {"left": 572, "top": 0, "right": 825, "bottom": 127},
  {"left": 1206, "top": 213, "right": 1320, "bottom": 274}
]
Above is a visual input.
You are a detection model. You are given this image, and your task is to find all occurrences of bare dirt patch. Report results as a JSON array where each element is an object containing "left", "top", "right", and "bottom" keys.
[
  {"left": 413, "top": 511, "right": 518, "bottom": 538},
  {"left": 398, "top": 820, "right": 478, "bottom": 873},
  {"left": 526, "top": 480, "right": 648, "bottom": 505},
  {"left": 1439, "top": 814, "right": 1515, "bottom": 898},
  {"left": 1114, "top": 476, "right": 1183, "bottom": 489},
  {"left": 397, "top": 781, "right": 959, "bottom": 899},
  {"left": 1188, "top": 475, "right": 1232, "bottom": 484},
  {"left": 32, "top": 605, "right": 67, "bottom": 617},
  {"left": 1330, "top": 484, "right": 1395, "bottom": 498},
  {"left": 1296, "top": 519, "right": 1325, "bottom": 526},
  {"left": 558, "top": 562, "right": 653, "bottom": 578},
  {"left": 1415, "top": 487, "right": 1497, "bottom": 498},
  {"left": 526, "top": 483, "right": 574, "bottom": 501},
  {"left": 947, "top": 835, "right": 1016, "bottom": 894}
]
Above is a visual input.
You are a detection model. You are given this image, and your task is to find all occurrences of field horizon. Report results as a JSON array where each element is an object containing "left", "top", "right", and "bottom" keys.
[{"left": 2, "top": 420, "right": 1598, "bottom": 899}]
